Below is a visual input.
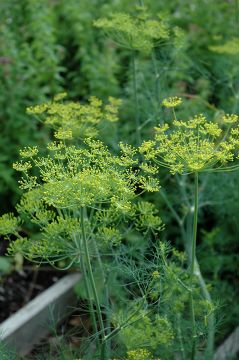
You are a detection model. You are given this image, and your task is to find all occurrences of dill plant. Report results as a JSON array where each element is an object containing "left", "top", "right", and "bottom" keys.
[
  {"left": 94, "top": 6, "right": 182, "bottom": 146},
  {"left": 140, "top": 97, "right": 239, "bottom": 359},
  {"left": 1, "top": 4, "right": 239, "bottom": 358},
  {"left": 0, "top": 95, "right": 160, "bottom": 360}
]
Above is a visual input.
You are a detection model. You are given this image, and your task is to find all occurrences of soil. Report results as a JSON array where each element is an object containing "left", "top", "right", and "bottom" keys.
[
  {"left": 0, "top": 240, "right": 65, "bottom": 323},
  {"left": 0, "top": 239, "right": 87, "bottom": 358}
]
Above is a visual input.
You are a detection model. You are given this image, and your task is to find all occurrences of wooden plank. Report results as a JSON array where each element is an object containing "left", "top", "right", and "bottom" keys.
[
  {"left": 0, "top": 272, "right": 81, "bottom": 356},
  {"left": 214, "top": 326, "right": 239, "bottom": 360}
]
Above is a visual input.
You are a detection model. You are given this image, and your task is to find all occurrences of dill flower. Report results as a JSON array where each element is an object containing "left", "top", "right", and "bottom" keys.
[
  {"left": 152, "top": 271, "right": 160, "bottom": 279},
  {"left": 134, "top": 201, "right": 164, "bottom": 233},
  {"left": 27, "top": 95, "right": 121, "bottom": 139},
  {"left": 97, "top": 226, "right": 122, "bottom": 246},
  {"left": 140, "top": 111, "right": 239, "bottom": 174},
  {"left": 117, "top": 309, "right": 173, "bottom": 351},
  {"left": 94, "top": 9, "right": 170, "bottom": 53},
  {"left": 222, "top": 114, "right": 238, "bottom": 124},
  {"left": 0, "top": 213, "right": 20, "bottom": 235},
  {"left": 162, "top": 96, "right": 182, "bottom": 108},
  {"left": 127, "top": 348, "right": 154, "bottom": 359},
  {"left": 54, "top": 128, "right": 73, "bottom": 140},
  {"left": 19, "top": 146, "right": 39, "bottom": 158},
  {"left": 13, "top": 161, "right": 32, "bottom": 172},
  {"left": 53, "top": 92, "right": 67, "bottom": 101}
]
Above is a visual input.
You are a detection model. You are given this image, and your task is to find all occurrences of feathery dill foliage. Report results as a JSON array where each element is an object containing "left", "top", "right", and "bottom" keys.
[
  {"left": 112, "top": 241, "right": 213, "bottom": 359},
  {"left": 140, "top": 98, "right": 239, "bottom": 174}
]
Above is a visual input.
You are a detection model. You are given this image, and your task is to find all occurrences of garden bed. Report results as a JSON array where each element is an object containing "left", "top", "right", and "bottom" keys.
[
  {"left": 0, "top": 272, "right": 81, "bottom": 356},
  {"left": 0, "top": 266, "right": 65, "bottom": 323}
]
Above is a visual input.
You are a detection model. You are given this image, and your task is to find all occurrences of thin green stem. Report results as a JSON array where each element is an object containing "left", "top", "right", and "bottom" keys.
[
  {"left": 132, "top": 50, "right": 141, "bottom": 146},
  {"left": 80, "top": 208, "right": 106, "bottom": 360},
  {"left": 79, "top": 245, "right": 100, "bottom": 348},
  {"left": 189, "top": 172, "right": 198, "bottom": 360},
  {"left": 161, "top": 174, "right": 215, "bottom": 359},
  {"left": 177, "top": 314, "right": 186, "bottom": 360},
  {"left": 93, "top": 239, "right": 111, "bottom": 358},
  {"left": 195, "top": 259, "right": 215, "bottom": 359}
]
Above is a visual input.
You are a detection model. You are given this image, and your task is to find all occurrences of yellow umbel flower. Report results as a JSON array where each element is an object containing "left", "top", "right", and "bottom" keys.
[
  {"left": 19, "top": 146, "right": 39, "bottom": 158},
  {"left": 152, "top": 271, "right": 160, "bottom": 279},
  {"left": 127, "top": 348, "right": 154, "bottom": 360},
  {"left": 0, "top": 213, "right": 20, "bottom": 235},
  {"left": 94, "top": 8, "right": 170, "bottom": 53},
  {"left": 162, "top": 96, "right": 182, "bottom": 108},
  {"left": 27, "top": 95, "right": 121, "bottom": 139},
  {"left": 222, "top": 114, "right": 238, "bottom": 124},
  {"left": 140, "top": 110, "right": 239, "bottom": 174}
]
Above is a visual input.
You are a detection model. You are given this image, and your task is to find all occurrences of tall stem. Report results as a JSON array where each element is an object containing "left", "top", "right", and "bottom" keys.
[
  {"left": 177, "top": 313, "right": 186, "bottom": 360},
  {"left": 195, "top": 260, "right": 215, "bottom": 359},
  {"left": 132, "top": 50, "right": 141, "bottom": 146},
  {"left": 80, "top": 208, "right": 106, "bottom": 360},
  {"left": 161, "top": 176, "right": 215, "bottom": 359},
  {"left": 190, "top": 172, "right": 198, "bottom": 360},
  {"left": 93, "top": 239, "right": 111, "bottom": 358},
  {"left": 79, "top": 245, "right": 99, "bottom": 348}
]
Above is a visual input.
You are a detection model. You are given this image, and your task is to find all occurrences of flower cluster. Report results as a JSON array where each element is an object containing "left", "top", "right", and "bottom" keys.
[
  {"left": 134, "top": 201, "right": 164, "bottom": 234},
  {"left": 27, "top": 94, "right": 122, "bottom": 140},
  {"left": 0, "top": 213, "right": 20, "bottom": 236},
  {"left": 4, "top": 128, "right": 160, "bottom": 260},
  {"left": 162, "top": 96, "right": 182, "bottom": 108},
  {"left": 117, "top": 309, "right": 174, "bottom": 351},
  {"left": 140, "top": 110, "right": 239, "bottom": 174},
  {"left": 127, "top": 348, "right": 156, "bottom": 360},
  {"left": 94, "top": 8, "right": 170, "bottom": 53}
]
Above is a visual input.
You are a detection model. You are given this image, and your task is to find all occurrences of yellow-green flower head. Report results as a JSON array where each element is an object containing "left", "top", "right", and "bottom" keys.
[
  {"left": 152, "top": 270, "right": 160, "bottom": 279},
  {"left": 54, "top": 128, "right": 73, "bottom": 140},
  {"left": 26, "top": 95, "right": 121, "bottom": 139},
  {"left": 222, "top": 114, "right": 238, "bottom": 124},
  {"left": 0, "top": 213, "right": 20, "bottom": 235},
  {"left": 127, "top": 348, "right": 154, "bottom": 360},
  {"left": 162, "top": 96, "right": 182, "bottom": 108},
  {"left": 19, "top": 146, "right": 39, "bottom": 158},
  {"left": 53, "top": 92, "right": 68, "bottom": 102},
  {"left": 94, "top": 9, "right": 170, "bottom": 53},
  {"left": 140, "top": 112, "right": 239, "bottom": 174},
  {"left": 13, "top": 161, "right": 32, "bottom": 172}
]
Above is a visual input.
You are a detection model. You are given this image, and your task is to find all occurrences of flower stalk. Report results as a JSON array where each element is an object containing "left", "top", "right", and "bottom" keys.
[
  {"left": 189, "top": 171, "right": 198, "bottom": 360},
  {"left": 132, "top": 50, "right": 141, "bottom": 146},
  {"left": 80, "top": 208, "right": 106, "bottom": 360}
]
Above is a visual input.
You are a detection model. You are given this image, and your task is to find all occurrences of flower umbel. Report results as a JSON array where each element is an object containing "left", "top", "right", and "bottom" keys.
[
  {"left": 94, "top": 8, "right": 170, "bottom": 53},
  {"left": 140, "top": 110, "right": 239, "bottom": 174},
  {"left": 162, "top": 96, "right": 182, "bottom": 108}
]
